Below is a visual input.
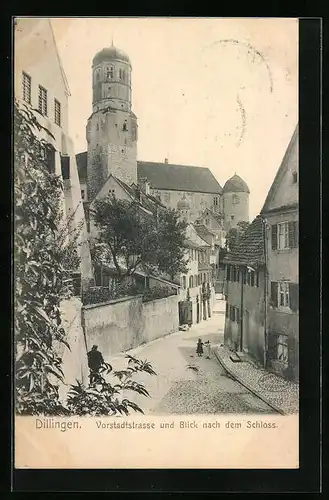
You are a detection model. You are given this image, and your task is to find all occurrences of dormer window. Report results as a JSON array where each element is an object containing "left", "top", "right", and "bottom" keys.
[{"left": 292, "top": 171, "right": 298, "bottom": 183}]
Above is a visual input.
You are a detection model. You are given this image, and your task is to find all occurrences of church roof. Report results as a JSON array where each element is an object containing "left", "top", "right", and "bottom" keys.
[
  {"left": 93, "top": 45, "right": 131, "bottom": 66},
  {"left": 137, "top": 161, "right": 222, "bottom": 194},
  {"left": 75, "top": 153, "right": 223, "bottom": 196},
  {"left": 223, "top": 174, "right": 250, "bottom": 194},
  {"left": 223, "top": 216, "right": 265, "bottom": 267}
]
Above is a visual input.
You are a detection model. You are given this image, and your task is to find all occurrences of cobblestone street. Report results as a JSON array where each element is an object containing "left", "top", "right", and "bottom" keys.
[{"left": 110, "top": 298, "right": 276, "bottom": 415}]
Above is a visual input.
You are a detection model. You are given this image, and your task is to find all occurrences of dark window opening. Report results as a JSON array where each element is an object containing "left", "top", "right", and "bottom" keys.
[
  {"left": 60, "top": 155, "right": 70, "bottom": 180},
  {"left": 292, "top": 171, "right": 298, "bottom": 183},
  {"left": 123, "top": 122, "right": 128, "bottom": 131}
]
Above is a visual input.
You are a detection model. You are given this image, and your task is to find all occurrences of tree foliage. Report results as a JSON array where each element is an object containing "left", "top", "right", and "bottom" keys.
[
  {"left": 91, "top": 196, "right": 188, "bottom": 281},
  {"left": 225, "top": 221, "right": 250, "bottom": 252},
  {"left": 14, "top": 102, "right": 156, "bottom": 416}
]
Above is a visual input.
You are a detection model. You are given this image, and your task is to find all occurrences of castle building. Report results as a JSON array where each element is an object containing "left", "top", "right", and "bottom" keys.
[
  {"left": 222, "top": 174, "right": 250, "bottom": 230},
  {"left": 75, "top": 42, "right": 250, "bottom": 268}
]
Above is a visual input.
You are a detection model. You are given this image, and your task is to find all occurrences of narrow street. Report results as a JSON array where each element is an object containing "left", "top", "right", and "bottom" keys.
[{"left": 111, "top": 297, "right": 277, "bottom": 415}]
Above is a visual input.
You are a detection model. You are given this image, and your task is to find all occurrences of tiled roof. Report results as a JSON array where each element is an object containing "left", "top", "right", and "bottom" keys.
[
  {"left": 223, "top": 216, "right": 265, "bottom": 266},
  {"left": 137, "top": 161, "right": 222, "bottom": 194},
  {"left": 76, "top": 154, "right": 222, "bottom": 195},
  {"left": 223, "top": 174, "right": 250, "bottom": 194},
  {"left": 193, "top": 223, "right": 215, "bottom": 244}
]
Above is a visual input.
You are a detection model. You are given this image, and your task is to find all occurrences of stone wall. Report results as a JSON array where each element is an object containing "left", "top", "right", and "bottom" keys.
[
  {"left": 82, "top": 294, "right": 179, "bottom": 361},
  {"left": 58, "top": 297, "right": 89, "bottom": 402}
]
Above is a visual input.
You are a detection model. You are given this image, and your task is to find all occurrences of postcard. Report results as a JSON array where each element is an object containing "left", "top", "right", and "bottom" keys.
[{"left": 14, "top": 16, "right": 299, "bottom": 469}]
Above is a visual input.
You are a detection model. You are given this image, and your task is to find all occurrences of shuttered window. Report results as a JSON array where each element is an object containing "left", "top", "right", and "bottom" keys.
[
  {"left": 256, "top": 271, "right": 259, "bottom": 287},
  {"left": 54, "top": 99, "right": 61, "bottom": 126},
  {"left": 270, "top": 282, "right": 278, "bottom": 307},
  {"left": 289, "top": 282, "right": 299, "bottom": 311},
  {"left": 272, "top": 221, "right": 298, "bottom": 250},
  {"left": 288, "top": 221, "right": 298, "bottom": 248},
  {"left": 270, "top": 281, "right": 298, "bottom": 310},
  {"left": 38, "top": 85, "right": 48, "bottom": 116},
  {"left": 271, "top": 224, "right": 277, "bottom": 250},
  {"left": 225, "top": 302, "right": 228, "bottom": 318},
  {"left": 22, "top": 72, "right": 31, "bottom": 104}
]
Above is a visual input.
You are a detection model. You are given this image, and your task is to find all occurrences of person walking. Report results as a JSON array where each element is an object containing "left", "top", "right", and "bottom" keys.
[
  {"left": 87, "top": 345, "right": 111, "bottom": 385},
  {"left": 205, "top": 340, "right": 211, "bottom": 359},
  {"left": 196, "top": 339, "right": 203, "bottom": 357}
]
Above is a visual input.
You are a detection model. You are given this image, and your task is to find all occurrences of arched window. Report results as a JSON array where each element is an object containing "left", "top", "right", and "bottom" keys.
[{"left": 189, "top": 276, "right": 193, "bottom": 288}]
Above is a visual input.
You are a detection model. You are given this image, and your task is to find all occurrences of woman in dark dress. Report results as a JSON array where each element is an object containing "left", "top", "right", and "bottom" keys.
[{"left": 196, "top": 339, "right": 203, "bottom": 357}]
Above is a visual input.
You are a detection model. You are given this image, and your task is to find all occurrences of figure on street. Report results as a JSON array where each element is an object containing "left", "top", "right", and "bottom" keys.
[
  {"left": 87, "top": 345, "right": 111, "bottom": 385},
  {"left": 204, "top": 340, "right": 211, "bottom": 359},
  {"left": 196, "top": 338, "right": 203, "bottom": 357}
]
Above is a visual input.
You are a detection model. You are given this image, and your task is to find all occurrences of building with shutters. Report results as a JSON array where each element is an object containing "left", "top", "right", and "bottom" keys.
[
  {"left": 223, "top": 216, "right": 267, "bottom": 366},
  {"left": 261, "top": 125, "right": 299, "bottom": 382},
  {"left": 14, "top": 18, "right": 94, "bottom": 291},
  {"left": 178, "top": 223, "right": 214, "bottom": 326}
]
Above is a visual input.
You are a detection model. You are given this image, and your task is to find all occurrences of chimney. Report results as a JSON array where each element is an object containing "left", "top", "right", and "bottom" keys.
[
  {"left": 140, "top": 177, "right": 150, "bottom": 196},
  {"left": 164, "top": 158, "right": 168, "bottom": 164}
]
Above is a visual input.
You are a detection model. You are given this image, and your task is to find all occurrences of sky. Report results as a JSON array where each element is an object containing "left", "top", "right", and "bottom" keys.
[{"left": 51, "top": 17, "right": 298, "bottom": 220}]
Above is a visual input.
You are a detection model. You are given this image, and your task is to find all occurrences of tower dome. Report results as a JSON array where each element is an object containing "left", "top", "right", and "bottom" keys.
[
  {"left": 223, "top": 174, "right": 250, "bottom": 193},
  {"left": 93, "top": 45, "right": 131, "bottom": 67},
  {"left": 177, "top": 195, "right": 190, "bottom": 210}
]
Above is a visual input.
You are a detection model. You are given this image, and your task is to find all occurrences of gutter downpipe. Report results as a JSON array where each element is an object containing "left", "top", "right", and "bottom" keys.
[
  {"left": 240, "top": 266, "right": 244, "bottom": 352},
  {"left": 263, "top": 216, "right": 268, "bottom": 368}
]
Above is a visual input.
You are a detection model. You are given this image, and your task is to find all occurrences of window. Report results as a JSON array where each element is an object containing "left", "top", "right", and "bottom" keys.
[
  {"left": 54, "top": 99, "right": 61, "bottom": 126},
  {"left": 189, "top": 276, "right": 193, "bottom": 288},
  {"left": 106, "top": 66, "right": 114, "bottom": 79},
  {"left": 22, "top": 72, "right": 31, "bottom": 104},
  {"left": 205, "top": 218, "right": 209, "bottom": 226},
  {"left": 119, "top": 68, "right": 122, "bottom": 80},
  {"left": 231, "top": 215, "right": 235, "bottom": 220},
  {"left": 182, "top": 276, "right": 186, "bottom": 289},
  {"left": 109, "top": 189, "right": 115, "bottom": 195},
  {"left": 292, "top": 171, "right": 298, "bottom": 183},
  {"left": 38, "top": 85, "right": 48, "bottom": 116},
  {"left": 213, "top": 197, "right": 218, "bottom": 207},
  {"left": 60, "top": 155, "right": 70, "bottom": 180},
  {"left": 81, "top": 189, "right": 85, "bottom": 200},
  {"left": 270, "top": 281, "right": 298, "bottom": 310},
  {"left": 277, "top": 334, "right": 288, "bottom": 363},
  {"left": 236, "top": 307, "right": 240, "bottom": 324},
  {"left": 278, "top": 222, "right": 289, "bottom": 249},
  {"left": 272, "top": 221, "right": 298, "bottom": 250},
  {"left": 278, "top": 281, "right": 289, "bottom": 307},
  {"left": 123, "top": 121, "right": 128, "bottom": 131},
  {"left": 232, "top": 194, "right": 240, "bottom": 204}
]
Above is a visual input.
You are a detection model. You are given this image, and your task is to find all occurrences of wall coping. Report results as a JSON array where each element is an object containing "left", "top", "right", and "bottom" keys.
[
  {"left": 142, "top": 294, "right": 178, "bottom": 306},
  {"left": 82, "top": 294, "right": 143, "bottom": 311}
]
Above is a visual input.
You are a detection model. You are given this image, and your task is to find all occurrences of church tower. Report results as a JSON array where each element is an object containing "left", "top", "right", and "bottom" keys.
[{"left": 86, "top": 43, "right": 138, "bottom": 201}]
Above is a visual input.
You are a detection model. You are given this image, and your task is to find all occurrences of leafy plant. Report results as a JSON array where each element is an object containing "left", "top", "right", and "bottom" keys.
[
  {"left": 14, "top": 101, "right": 157, "bottom": 417},
  {"left": 67, "top": 355, "right": 157, "bottom": 416}
]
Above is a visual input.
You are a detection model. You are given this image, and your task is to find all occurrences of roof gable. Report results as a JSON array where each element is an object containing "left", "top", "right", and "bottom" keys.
[
  {"left": 261, "top": 126, "right": 298, "bottom": 214},
  {"left": 185, "top": 223, "right": 210, "bottom": 248},
  {"left": 137, "top": 161, "right": 222, "bottom": 194}
]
